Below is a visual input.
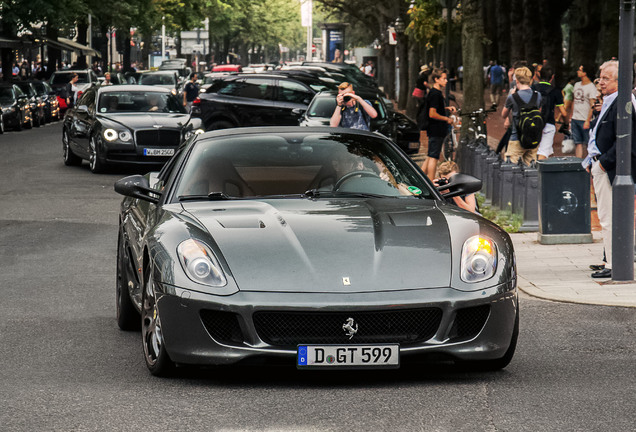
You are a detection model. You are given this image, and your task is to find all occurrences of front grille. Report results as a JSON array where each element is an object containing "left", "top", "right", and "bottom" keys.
[
  {"left": 135, "top": 129, "right": 181, "bottom": 147},
  {"left": 200, "top": 310, "right": 244, "bottom": 345},
  {"left": 253, "top": 308, "right": 443, "bottom": 347},
  {"left": 448, "top": 305, "right": 490, "bottom": 341}
]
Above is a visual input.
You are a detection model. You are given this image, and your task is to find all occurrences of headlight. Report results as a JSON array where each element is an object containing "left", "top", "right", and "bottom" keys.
[
  {"left": 171, "top": 89, "right": 177, "bottom": 96},
  {"left": 177, "top": 239, "right": 227, "bottom": 287},
  {"left": 103, "top": 128, "right": 118, "bottom": 141},
  {"left": 460, "top": 236, "right": 497, "bottom": 283},
  {"left": 118, "top": 131, "right": 132, "bottom": 142}
]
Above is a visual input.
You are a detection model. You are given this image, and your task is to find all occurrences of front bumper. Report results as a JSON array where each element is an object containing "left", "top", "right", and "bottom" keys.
[{"left": 154, "top": 282, "right": 518, "bottom": 367}]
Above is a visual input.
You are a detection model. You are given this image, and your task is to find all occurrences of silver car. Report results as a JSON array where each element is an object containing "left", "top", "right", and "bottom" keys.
[{"left": 114, "top": 127, "right": 518, "bottom": 376}]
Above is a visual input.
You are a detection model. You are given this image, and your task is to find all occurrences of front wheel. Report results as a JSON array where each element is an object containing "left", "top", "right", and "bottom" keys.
[
  {"left": 141, "top": 269, "right": 175, "bottom": 376},
  {"left": 116, "top": 229, "right": 140, "bottom": 331},
  {"left": 441, "top": 133, "right": 456, "bottom": 162},
  {"left": 89, "top": 136, "right": 107, "bottom": 173},
  {"left": 62, "top": 129, "right": 82, "bottom": 166}
]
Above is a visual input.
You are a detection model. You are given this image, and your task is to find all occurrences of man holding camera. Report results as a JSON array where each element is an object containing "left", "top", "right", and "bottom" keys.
[{"left": 330, "top": 82, "right": 378, "bottom": 130}]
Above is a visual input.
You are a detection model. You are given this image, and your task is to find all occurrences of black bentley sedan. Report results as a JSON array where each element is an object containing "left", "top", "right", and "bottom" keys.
[
  {"left": 0, "top": 83, "right": 32, "bottom": 131},
  {"left": 114, "top": 127, "right": 518, "bottom": 376},
  {"left": 14, "top": 81, "right": 46, "bottom": 127},
  {"left": 62, "top": 85, "right": 204, "bottom": 173}
]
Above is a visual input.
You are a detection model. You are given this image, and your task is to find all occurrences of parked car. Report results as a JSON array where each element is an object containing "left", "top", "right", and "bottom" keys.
[
  {"left": 211, "top": 64, "right": 242, "bottom": 73},
  {"left": 158, "top": 58, "right": 192, "bottom": 81},
  {"left": 193, "top": 74, "right": 316, "bottom": 130},
  {"left": 0, "top": 83, "right": 33, "bottom": 130},
  {"left": 137, "top": 71, "right": 183, "bottom": 98},
  {"left": 49, "top": 69, "right": 100, "bottom": 109},
  {"left": 113, "top": 126, "right": 518, "bottom": 376},
  {"left": 13, "top": 81, "right": 46, "bottom": 127},
  {"left": 299, "top": 90, "right": 420, "bottom": 154},
  {"left": 62, "top": 85, "right": 203, "bottom": 173},
  {"left": 30, "top": 79, "right": 60, "bottom": 122}
]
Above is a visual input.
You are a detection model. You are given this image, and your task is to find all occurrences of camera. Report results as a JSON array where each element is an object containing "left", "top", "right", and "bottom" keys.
[
  {"left": 437, "top": 177, "right": 449, "bottom": 187},
  {"left": 343, "top": 95, "right": 353, "bottom": 103}
]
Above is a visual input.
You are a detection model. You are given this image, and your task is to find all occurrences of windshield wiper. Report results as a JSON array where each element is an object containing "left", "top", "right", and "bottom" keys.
[
  {"left": 304, "top": 189, "right": 386, "bottom": 199},
  {"left": 178, "top": 192, "right": 232, "bottom": 201}
]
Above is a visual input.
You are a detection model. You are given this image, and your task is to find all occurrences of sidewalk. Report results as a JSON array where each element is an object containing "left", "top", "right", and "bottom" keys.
[{"left": 511, "top": 231, "right": 636, "bottom": 308}]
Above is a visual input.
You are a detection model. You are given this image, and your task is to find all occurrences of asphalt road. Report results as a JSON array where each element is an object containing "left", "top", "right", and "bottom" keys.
[{"left": 1, "top": 122, "right": 635, "bottom": 432}]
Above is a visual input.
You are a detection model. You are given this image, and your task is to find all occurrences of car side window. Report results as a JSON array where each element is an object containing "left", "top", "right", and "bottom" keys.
[
  {"left": 237, "top": 78, "right": 275, "bottom": 100},
  {"left": 276, "top": 80, "right": 313, "bottom": 104},
  {"left": 14, "top": 86, "right": 25, "bottom": 97},
  {"left": 78, "top": 90, "right": 96, "bottom": 108}
]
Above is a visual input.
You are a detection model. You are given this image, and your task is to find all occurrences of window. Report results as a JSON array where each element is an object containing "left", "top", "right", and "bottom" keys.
[
  {"left": 276, "top": 80, "right": 313, "bottom": 104},
  {"left": 78, "top": 90, "right": 96, "bottom": 107}
]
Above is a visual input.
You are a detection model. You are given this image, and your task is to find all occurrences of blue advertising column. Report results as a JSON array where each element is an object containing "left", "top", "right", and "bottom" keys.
[{"left": 320, "top": 23, "right": 347, "bottom": 63}]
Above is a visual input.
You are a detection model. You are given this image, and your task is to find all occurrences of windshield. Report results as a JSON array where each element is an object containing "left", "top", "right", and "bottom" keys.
[
  {"left": 138, "top": 74, "right": 176, "bottom": 86},
  {"left": 51, "top": 72, "right": 90, "bottom": 85},
  {"left": 0, "top": 88, "right": 15, "bottom": 102},
  {"left": 97, "top": 91, "right": 186, "bottom": 113},
  {"left": 173, "top": 132, "right": 433, "bottom": 200},
  {"left": 15, "top": 83, "right": 35, "bottom": 97}
]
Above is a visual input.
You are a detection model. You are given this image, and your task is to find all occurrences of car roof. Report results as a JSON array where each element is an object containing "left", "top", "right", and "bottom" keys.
[
  {"left": 51, "top": 69, "right": 93, "bottom": 74},
  {"left": 98, "top": 85, "right": 171, "bottom": 93},
  {"left": 140, "top": 70, "right": 177, "bottom": 75},
  {"left": 194, "top": 126, "right": 381, "bottom": 142}
]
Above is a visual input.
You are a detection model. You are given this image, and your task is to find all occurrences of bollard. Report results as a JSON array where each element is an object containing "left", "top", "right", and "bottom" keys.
[
  {"left": 472, "top": 139, "right": 489, "bottom": 181},
  {"left": 498, "top": 156, "right": 515, "bottom": 212},
  {"left": 476, "top": 140, "right": 491, "bottom": 186},
  {"left": 519, "top": 161, "right": 539, "bottom": 232},
  {"left": 512, "top": 159, "right": 526, "bottom": 215},
  {"left": 459, "top": 137, "right": 473, "bottom": 175},
  {"left": 490, "top": 152, "right": 503, "bottom": 208},
  {"left": 487, "top": 152, "right": 502, "bottom": 206}
]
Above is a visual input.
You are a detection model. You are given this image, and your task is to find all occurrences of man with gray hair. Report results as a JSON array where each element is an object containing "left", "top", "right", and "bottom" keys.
[{"left": 582, "top": 60, "right": 636, "bottom": 278}]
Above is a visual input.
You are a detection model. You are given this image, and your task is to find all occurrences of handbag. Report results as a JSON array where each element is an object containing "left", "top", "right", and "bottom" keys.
[{"left": 412, "top": 87, "right": 425, "bottom": 98}]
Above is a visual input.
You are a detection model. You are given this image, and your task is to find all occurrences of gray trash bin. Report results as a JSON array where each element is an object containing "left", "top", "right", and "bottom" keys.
[{"left": 537, "top": 157, "right": 592, "bottom": 244}]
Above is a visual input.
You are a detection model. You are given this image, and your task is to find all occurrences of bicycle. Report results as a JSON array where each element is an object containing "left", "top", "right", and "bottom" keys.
[{"left": 441, "top": 107, "right": 497, "bottom": 162}]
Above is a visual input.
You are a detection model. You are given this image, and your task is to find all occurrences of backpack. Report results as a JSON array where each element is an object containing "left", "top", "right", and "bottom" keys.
[
  {"left": 416, "top": 97, "right": 429, "bottom": 131},
  {"left": 512, "top": 91, "right": 544, "bottom": 149}
]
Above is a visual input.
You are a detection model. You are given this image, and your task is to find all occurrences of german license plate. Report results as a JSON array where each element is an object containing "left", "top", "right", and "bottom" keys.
[
  {"left": 297, "top": 344, "right": 399, "bottom": 369},
  {"left": 144, "top": 148, "right": 174, "bottom": 156}
]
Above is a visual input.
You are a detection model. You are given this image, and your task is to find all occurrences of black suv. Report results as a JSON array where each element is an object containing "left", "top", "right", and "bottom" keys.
[
  {"left": 192, "top": 74, "right": 317, "bottom": 130},
  {"left": 299, "top": 90, "right": 421, "bottom": 154}
]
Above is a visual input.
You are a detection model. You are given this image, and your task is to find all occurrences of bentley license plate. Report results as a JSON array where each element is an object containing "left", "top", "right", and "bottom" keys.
[
  {"left": 144, "top": 148, "right": 175, "bottom": 156},
  {"left": 297, "top": 345, "right": 399, "bottom": 369}
]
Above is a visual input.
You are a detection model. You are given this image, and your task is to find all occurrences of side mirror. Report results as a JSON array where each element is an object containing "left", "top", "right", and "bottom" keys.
[
  {"left": 437, "top": 173, "right": 482, "bottom": 199},
  {"left": 291, "top": 108, "right": 306, "bottom": 116},
  {"left": 114, "top": 175, "right": 162, "bottom": 204},
  {"left": 76, "top": 105, "right": 89, "bottom": 114}
]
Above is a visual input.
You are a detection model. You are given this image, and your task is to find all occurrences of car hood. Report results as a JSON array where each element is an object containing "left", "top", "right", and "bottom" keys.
[
  {"left": 182, "top": 199, "right": 451, "bottom": 293},
  {"left": 98, "top": 113, "right": 192, "bottom": 129}
]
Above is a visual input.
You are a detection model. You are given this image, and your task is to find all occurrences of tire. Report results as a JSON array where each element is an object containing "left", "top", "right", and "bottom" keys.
[
  {"left": 141, "top": 267, "right": 175, "bottom": 376},
  {"left": 33, "top": 110, "right": 41, "bottom": 127},
  {"left": 14, "top": 113, "right": 23, "bottom": 131},
  {"left": 89, "top": 136, "right": 107, "bottom": 173},
  {"left": 62, "top": 129, "right": 82, "bottom": 166},
  {"left": 458, "top": 308, "right": 519, "bottom": 372},
  {"left": 441, "top": 134, "right": 455, "bottom": 162},
  {"left": 208, "top": 120, "right": 234, "bottom": 131},
  {"left": 116, "top": 229, "right": 140, "bottom": 331},
  {"left": 0, "top": 115, "right": 4, "bottom": 134}
]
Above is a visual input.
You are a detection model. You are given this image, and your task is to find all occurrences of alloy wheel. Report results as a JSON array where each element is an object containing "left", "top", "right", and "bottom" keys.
[{"left": 142, "top": 271, "right": 162, "bottom": 367}]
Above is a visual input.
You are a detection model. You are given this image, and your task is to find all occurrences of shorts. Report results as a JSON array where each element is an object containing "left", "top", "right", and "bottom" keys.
[
  {"left": 571, "top": 119, "right": 589, "bottom": 145},
  {"left": 427, "top": 135, "right": 444, "bottom": 159},
  {"left": 537, "top": 123, "right": 556, "bottom": 158}
]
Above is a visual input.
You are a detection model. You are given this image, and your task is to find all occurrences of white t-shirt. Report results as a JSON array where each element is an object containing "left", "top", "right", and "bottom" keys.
[{"left": 572, "top": 81, "right": 598, "bottom": 121}]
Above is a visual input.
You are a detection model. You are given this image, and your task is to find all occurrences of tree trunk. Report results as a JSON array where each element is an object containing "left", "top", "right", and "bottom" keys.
[
  {"left": 568, "top": 0, "right": 602, "bottom": 74},
  {"left": 510, "top": 0, "right": 525, "bottom": 63},
  {"left": 123, "top": 36, "right": 132, "bottom": 72},
  {"left": 46, "top": 26, "right": 61, "bottom": 76},
  {"left": 523, "top": 0, "right": 542, "bottom": 63},
  {"left": 598, "top": 1, "right": 619, "bottom": 61},
  {"left": 397, "top": 33, "right": 409, "bottom": 110},
  {"left": 496, "top": 0, "right": 511, "bottom": 67},
  {"left": 461, "top": 0, "right": 485, "bottom": 129},
  {"left": 539, "top": 0, "right": 573, "bottom": 86},
  {"left": 406, "top": 41, "right": 420, "bottom": 119},
  {"left": 483, "top": 0, "right": 498, "bottom": 63},
  {"left": 76, "top": 21, "right": 89, "bottom": 69}
]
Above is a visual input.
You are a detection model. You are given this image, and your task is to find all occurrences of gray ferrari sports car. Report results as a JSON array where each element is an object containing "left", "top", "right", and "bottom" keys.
[{"left": 114, "top": 127, "right": 518, "bottom": 376}]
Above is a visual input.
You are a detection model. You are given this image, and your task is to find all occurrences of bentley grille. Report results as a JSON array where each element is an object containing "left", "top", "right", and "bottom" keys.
[
  {"left": 135, "top": 130, "right": 181, "bottom": 147},
  {"left": 253, "top": 308, "right": 443, "bottom": 347}
]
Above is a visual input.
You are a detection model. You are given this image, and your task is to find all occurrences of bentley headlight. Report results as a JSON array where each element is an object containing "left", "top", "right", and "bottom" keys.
[
  {"left": 177, "top": 239, "right": 227, "bottom": 287},
  {"left": 461, "top": 236, "right": 497, "bottom": 283},
  {"left": 118, "top": 131, "right": 132, "bottom": 142},
  {"left": 103, "top": 128, "right": 118, "bottom": 141}
]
